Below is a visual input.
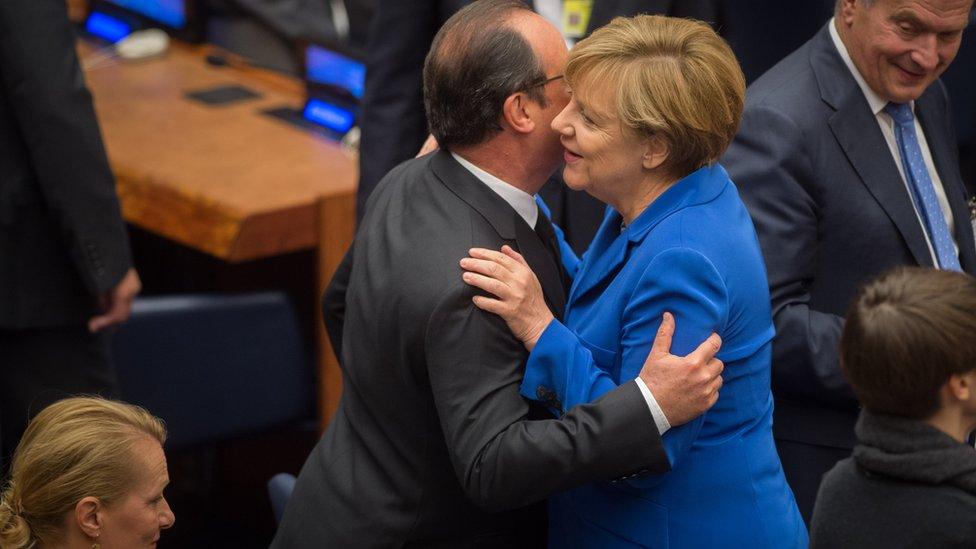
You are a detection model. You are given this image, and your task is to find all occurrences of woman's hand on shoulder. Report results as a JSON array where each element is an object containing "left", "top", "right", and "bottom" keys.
[{"left": 460, "top": 245, "right": 554, "bottom": 350}]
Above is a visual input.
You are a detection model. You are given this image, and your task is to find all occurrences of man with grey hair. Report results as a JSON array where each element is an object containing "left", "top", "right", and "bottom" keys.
[
  {"left": 724, "top": 0, "right": 976, "bottom": 523},
  {"left": 272, "top": 1, "right": 723, "bottom": 546}
]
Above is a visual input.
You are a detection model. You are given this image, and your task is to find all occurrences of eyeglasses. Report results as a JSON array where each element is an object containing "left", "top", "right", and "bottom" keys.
[{"left": 524, "top": 74, "right": 564, "bottom": 91}]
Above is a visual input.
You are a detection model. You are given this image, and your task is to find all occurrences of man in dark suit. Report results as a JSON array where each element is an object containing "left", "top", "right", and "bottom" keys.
[
  {"left": 355, "top": 0, "right": 713, "bottom": 254},
  {"left": 723, "top": 0, "right": 975, "bottom": 523},
  {"left": 0, "top": 0, "right": 140, "bottom": 465},
  {"left": 273, "top": 2, "right": 723, "bottom": 546}
]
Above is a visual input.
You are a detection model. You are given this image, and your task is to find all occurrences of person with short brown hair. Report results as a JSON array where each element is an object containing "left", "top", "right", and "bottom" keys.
[
  {"left": 0, "top": 397, "right": 174, "bottom": 549},
  {"left": 810, "top": 267, "right": 976, "bottom": 548}
]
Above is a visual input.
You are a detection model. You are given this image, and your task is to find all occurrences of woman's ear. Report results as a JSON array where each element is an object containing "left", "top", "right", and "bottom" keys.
[
  {"left": 75, "top": 496, "right": 102, "bottom": 539},
  {"left": 502, "top": 92, "right": 536, "bottom": 134},
  {"left": 642, "top": 134, "right": 669, "bottom": 171}
]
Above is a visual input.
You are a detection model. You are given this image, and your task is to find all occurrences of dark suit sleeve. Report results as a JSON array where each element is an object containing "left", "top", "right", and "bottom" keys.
[
  {"left": 0, "top": 0, "right": 132, "bottom": 296},
  {"left": 356, "top": 0, "right": 442, "bottom": 223},
  {"left": 322, "top": 244, "right": 354, "bottom": 360},
  {"left": 724, "top": 105, "right": 855, "bottom": 409},
  {"left": 424, "top": 282, "right": 668, "bottom": 512}
]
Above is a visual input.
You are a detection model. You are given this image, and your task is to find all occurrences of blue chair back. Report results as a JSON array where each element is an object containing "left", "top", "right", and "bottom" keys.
[{"left": 112, "top": 293, "right": 313, "bottom": 448}]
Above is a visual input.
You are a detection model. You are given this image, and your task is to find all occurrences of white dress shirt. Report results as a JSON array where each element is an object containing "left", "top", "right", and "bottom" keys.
[
  {"left": 451, "top": 152, "right": 671, "bottom": 434},
  {"left": 829, "top": 18, "right": 958, "bottom": 263}
]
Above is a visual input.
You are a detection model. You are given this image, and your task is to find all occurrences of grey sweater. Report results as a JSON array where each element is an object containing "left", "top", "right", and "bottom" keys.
[{"left": 810, "top": 411, "right": 976, "bottom": 548}]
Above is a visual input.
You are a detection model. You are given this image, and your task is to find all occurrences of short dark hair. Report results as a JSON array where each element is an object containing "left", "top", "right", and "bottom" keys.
[
  {"left": 841, "top": 267, "right": 976, "bottom": 419},
  {"left": 423, "top": 0, "right": 548, "bottom": 149}
]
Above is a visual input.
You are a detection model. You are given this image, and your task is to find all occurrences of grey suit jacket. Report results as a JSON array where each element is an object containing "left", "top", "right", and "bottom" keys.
[
  {"left": 272, "top": 150, "right": 668, "bottom": 548},
  {"left": 723, "top": 25, "right": 976, "bottom": 450}
]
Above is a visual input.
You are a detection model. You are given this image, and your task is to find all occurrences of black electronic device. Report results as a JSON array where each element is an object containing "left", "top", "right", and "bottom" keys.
[
  {"left": 263, "top": 41, "right": 366, "bottom": 141},
  {"left": 85, "top": 0, "right": 204, "bottom": 43},
  {"left": 299, "top": 41, "right": 365, "bottom": 136}
]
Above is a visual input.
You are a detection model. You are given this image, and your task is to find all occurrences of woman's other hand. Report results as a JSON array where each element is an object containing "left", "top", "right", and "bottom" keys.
[{"left": 460, "top": 245, "right": 554, "bottom": 350}]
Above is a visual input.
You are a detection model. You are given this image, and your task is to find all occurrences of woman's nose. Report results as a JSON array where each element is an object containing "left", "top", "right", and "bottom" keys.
[{"left": 159, "top": 497, "right": 176, "bottom": 529}]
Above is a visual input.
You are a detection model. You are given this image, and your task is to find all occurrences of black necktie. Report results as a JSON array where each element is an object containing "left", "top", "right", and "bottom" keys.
[{"left": 534, "top": 214, "right": 570, "bottom": 293}]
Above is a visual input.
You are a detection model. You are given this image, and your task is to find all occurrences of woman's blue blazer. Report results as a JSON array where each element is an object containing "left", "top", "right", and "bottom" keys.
[{"left": 528, "top": 164, "right": 808, "bottom": 548}]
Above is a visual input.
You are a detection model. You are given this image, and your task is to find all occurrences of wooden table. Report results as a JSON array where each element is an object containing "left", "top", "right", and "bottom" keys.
[{"left": 81, "top": 41, "right": 355, "bottom": 428}]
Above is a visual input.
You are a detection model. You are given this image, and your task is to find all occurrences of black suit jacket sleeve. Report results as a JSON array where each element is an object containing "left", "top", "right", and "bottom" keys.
[
  {"left": 425, "top": 282, "right": 668, "bottom": 512},
  {"left": 725, "top": 104, "right": 854, "bottom": 409},
  {"left": 322, "top": 243, "right": 353, "bottom": 359},
  {"left": 0, "top": 0, "right": 131, "bottom": 296},
  {"left": 355, "top": 0, "right": 444, "bottom": 223}
]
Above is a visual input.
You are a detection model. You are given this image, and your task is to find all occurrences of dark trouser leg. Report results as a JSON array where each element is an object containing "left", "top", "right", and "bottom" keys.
[
  {"left": 0, "top": 327, "right": 118, "bottom": 470},
  {"left": 775, "top": 438, "right": 851, "bottom": 526}
]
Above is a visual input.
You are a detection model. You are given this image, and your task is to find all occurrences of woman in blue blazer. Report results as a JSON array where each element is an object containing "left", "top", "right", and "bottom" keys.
[{"left": 461, "top": 15, "right": 806, "bottom": 548}]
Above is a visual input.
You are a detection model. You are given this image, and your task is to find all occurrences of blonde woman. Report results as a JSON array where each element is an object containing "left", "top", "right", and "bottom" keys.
[
  {"left": 461, "top": 15, "right": 806, "bottom": 547},
  {"left": 0, "top": 397, "right": 174, "bottom": 548}
]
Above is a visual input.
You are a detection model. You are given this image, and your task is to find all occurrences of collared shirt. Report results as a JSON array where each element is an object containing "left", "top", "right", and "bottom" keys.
[
  {"left": 451, "top": 151, "right": 670, "bottom": 435},
  {"left": 452, "top": 152, "right": 538, "bottom": 227},
  {"left": 829, "top": 18, "right": 957, "bottom": 263}
]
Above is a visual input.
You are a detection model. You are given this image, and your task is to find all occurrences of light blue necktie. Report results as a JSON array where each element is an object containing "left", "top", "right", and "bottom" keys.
[{"left": 884, "top": 102, "right": 961, "bottom": 271}]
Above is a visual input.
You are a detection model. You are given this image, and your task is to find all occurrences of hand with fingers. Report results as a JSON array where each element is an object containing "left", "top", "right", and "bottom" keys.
[
  {"left": 460, "top": 245, "right": 554, "bottom": 350},
  {"left": 88, "top": 267, "right": 141, "bottom": 333},
  {"left": 640, "top": 312, "right": 724, "bottom": 427}
]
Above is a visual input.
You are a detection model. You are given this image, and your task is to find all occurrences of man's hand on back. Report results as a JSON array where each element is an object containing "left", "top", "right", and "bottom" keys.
[{"left": 639, "top": 312, "right": 724, "bottom": 427}]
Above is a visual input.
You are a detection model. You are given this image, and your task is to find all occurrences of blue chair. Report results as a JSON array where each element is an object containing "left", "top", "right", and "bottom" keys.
[
  {"left": 268, "top": 472, "right": 297, "bottom": 524},
  {"left": 112, "top": 292, "right": 314, "bottom": 448}
]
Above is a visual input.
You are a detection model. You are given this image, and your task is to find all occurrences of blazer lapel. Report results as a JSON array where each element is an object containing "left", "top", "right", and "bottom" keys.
[
  {"left": 430, "top": 150, "right": 517, "bottom": 240},
  {"left": 915, "top": 88, "right": 976, "bottom": 273},
  {"left": 430, "top": 150, "right": 566, "bottom": 318},
  {"left": 813, "top": 27, "right": 934, "bottom": 267},
  {"left": 569, "top": 211, "right": 629, "bottom": 304},
  {"left": 567, "top": 165, "right": 727, "bottom": 305}
]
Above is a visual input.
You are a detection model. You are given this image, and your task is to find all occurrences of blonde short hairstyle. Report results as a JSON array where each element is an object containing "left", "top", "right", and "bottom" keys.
[
  {"left": 566, "top": 15, "right": 745, "bottom": 178},
  {"left": 0, "top": 397, "right": 167, "bottom": 549}
]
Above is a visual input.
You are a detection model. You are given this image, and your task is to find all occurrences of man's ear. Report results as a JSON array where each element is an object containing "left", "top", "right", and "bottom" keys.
[
  {"left": 838, "top": 0, "right": 857, "bottom": 26},
  {"left": 642, "top": 134, "right": 670, "bottom": 171},
  {"left": 502, "top": 92, "right": 536, "bottom": 135},
  {"left": 75, "top": 496, "right": 103, "bottom": 539}
]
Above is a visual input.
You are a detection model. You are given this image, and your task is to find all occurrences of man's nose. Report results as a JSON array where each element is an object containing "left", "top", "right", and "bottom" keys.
[{"left": 909, "top": 35, "right": 940, "bottom": 72}]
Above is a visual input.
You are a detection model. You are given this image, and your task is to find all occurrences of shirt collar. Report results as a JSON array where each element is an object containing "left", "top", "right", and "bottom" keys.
[
  {"left": 828, "top": 17, "right": 914, "bottom": 115},
  {"left": 451, "top": 152, "right": 538, "bottom": 228}
]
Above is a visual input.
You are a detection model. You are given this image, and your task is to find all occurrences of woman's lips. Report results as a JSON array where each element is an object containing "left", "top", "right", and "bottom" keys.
[{"left": 564, "top": 148, "right": 583, "bottom": 164}]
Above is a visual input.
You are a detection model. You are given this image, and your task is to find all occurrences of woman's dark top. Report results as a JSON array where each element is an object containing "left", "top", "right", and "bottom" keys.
[{"left": 810, "top": 410, "right": 976, "bottom": 548}]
